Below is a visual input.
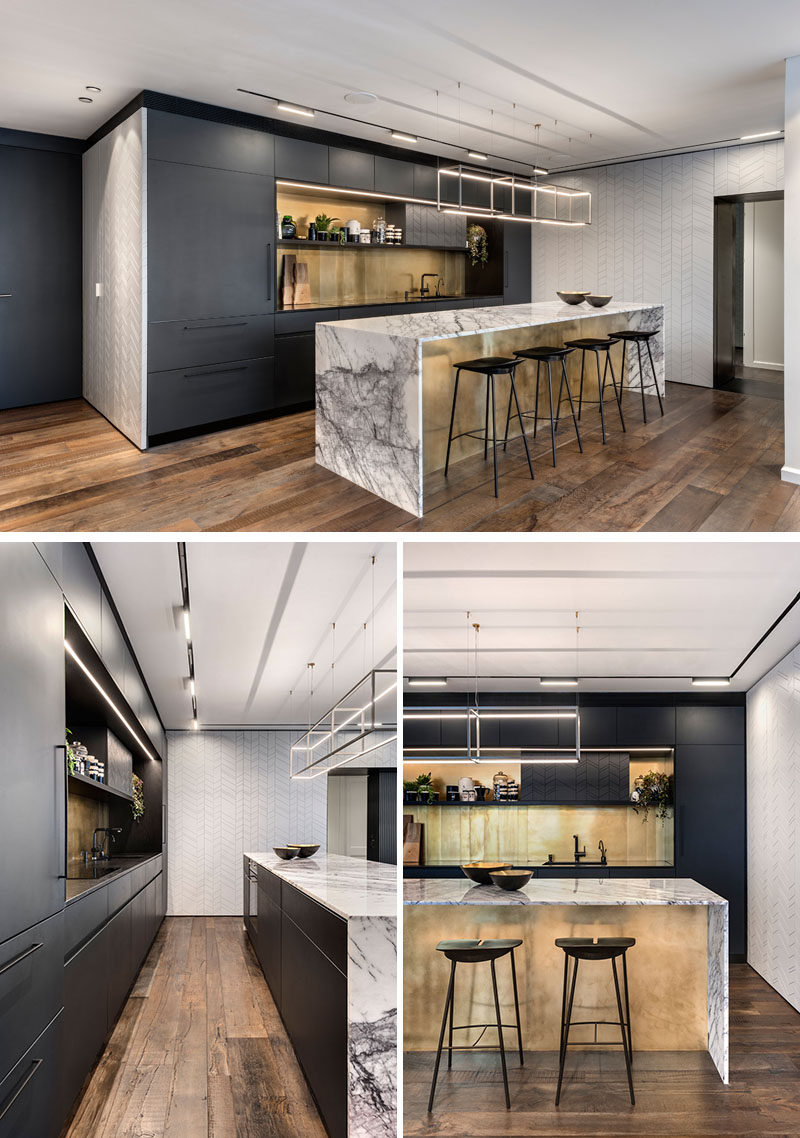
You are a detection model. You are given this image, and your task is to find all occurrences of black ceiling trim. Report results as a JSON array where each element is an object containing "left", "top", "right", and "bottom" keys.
[
  {"left": 404, "top": 691, "right": 746, "bottom": 708},
  {"left": 0, "top": 126, "right": 84, "bottom": 155},
  {"left": 731, "top": 586, "right": 800, "bottom": 679}
]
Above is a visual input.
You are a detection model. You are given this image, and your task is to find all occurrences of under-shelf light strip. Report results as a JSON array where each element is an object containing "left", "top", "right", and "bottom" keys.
[{"left": 64, "top": 640, "right": 155, "bottom": 761}]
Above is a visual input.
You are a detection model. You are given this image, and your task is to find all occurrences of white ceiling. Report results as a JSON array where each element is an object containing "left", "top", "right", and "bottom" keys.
[
  {"left": 3, "top": 0, "right": 797, "bottom": 169},
  {"left": 403, "top": 539, "right": 800, "bottom": 693},
  {"left": 92, "top": 540, "right": 396, "bottom": 729}
]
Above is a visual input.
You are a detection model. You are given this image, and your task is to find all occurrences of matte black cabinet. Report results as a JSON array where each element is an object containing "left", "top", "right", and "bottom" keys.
[
  {"left": 328, "top": 146, "right": 374, "bottom": 192},
  {"left": 617, "top": 705, "right": 676, "bottom": 746},
  {"left": 275, "top": 333, "right": 316, "bottom": 408},
  {"left": 375, "top": 156, "right": 414, "bottom": 198},
  {"left": 256, "top": 887, "right": 282, "bottom": 1010},
  {"left": 147, "top": 356, "right": 276, "bottom": 436},
  {"left": 0, "top": 144, "right": 81, "bottom": 410},
  {"left": 577, "top": 705, "right": 617, "bottom": 748},
  {"left": 60, "top": 541, "right": 103, "bottom": 652},
  {"left": 106, "top": 902, "right": 133, "bottom": 1026},
  {"left": 0, "top": 910, "right": 63, "bottom": 1087},
  {"left": 0, "top": 546, "right": 65, "bottom": 946},
  {"left": 0, "top": 1011, "right": 63, "bottom": 1138},
  {"left": 147, "top": 159, "right": 275, "bottom": 322},
  {"left": 62, "top": 924, "right": 109, "bottom": 1111},
  {"left": 147, "top": 109, "right": 274, "bottom": 175},
  {"left": 412, "top": 163, "right": 438, "bottom": 201},
  {"left": 503, "top": 222, "right": 532, "bottom": 304},
  {"left": 274, "top": 135, "right": 328, "bottom": 183}
]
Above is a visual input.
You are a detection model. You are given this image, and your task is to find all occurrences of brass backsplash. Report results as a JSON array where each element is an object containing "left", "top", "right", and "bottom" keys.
[{"left": 67, "top": 792, "right": 109, "bottom": 866}]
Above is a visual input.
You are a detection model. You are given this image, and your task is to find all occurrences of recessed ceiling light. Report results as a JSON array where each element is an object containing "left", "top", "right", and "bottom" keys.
[
  {"left": 406, "top": 677, "right": 448, "bottom": 687},
  {"left": 691, "top": 677, "right": 731, "bottom": 687},
  {"left": 345, "top": 91, "right": 377, "bottom": 105},
  {"left": 277, "top": 101, "right": 315, "bottom": 118},
  {"left": 78, "top": 96, "right": 93, "bottom": 104},
  {"left": 391, "top": 131, "right": 417, "bottom": 143},
  {"left": 468, "top": 151, "right": 488, "bottom": 161},
  {"left": 740, "top": 130, "right": 782, "bottom": 140},
  {"left": 540, "top": 678, "right": 578, "bottom": 687},
  {"left": 85, "top": 85, "right": 101, "bottom": 93}
]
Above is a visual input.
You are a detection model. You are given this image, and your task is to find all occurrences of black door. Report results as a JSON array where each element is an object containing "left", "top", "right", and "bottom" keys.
[
  {"left": 0, "top": 145, "right": 81, "bottom": 408},
  {"left": 0, "top": 547, "right": 65, "bottom": 945},
  {"left": 503, "top": 223, "right": 532, "bottom": 304},
  {"left": 147, "top": 159, "right": 275, "bottom": 321}
]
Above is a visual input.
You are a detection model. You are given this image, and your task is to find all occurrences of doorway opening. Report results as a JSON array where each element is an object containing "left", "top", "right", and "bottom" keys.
[{"left": 714, "top": 191, "right": 784, "bottom": 399}]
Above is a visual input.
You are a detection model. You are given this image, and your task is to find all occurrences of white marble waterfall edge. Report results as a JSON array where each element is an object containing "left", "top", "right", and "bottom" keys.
[{"left": 315, "top": 301, "right": 664, "bottom": 516}]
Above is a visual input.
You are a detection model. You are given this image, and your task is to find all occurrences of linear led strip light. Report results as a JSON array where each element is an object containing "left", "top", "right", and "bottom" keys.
[
  {"left": 64, "top": 639, "right": 156, "bottom": 761},
  {"left": 290, "top": 668, "right": 398, "bottom": 779},
  {"left": 402, "top": 704, "right": 581, "bottom": 764},
  {"left": 437, "top": 163, "right": 591, "bottom": 226}
]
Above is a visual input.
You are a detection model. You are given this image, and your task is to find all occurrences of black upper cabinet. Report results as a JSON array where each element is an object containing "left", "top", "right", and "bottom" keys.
[
  {"left": 60, "top": 543, "right": 102, "bottom": 652},
  {"left": 676, "top": 705, "right": 745, "bottom": 747},
  {"left": 616, "top": 705, "right": 676, "bottom": 746},
  {"left": 146, "top": 110, "right": 274, "bottom": 175},
  {"left": 0, "top": 144, "right": 81, "bottom": 411},
  {"left": 328, "top": 147, "right": 374, "bottom": 192},
  {"left": 577, "top": 705, "right": 617, "bottom": 749},
  {"left": 374, "top": 156, "right": 414, "bottom": 198},
  {"left": 274, "top": 135, "right": 328, "bottom": 183},
  {"left": 503, "top": 223, "right": 531, "bottom": 304},
  {"left": 147, "top": 159, "right": 275, "bottom": 322},
  {"left": 0, "top": 547, "right": 65, "bottom": 946},
  {"left": 413, "top": 164, "right": 438, "bottom": 201}
]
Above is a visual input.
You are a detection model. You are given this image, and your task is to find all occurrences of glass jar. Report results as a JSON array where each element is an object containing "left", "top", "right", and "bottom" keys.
[{"left": 372, "top": 217, "right": 386, "bottom": 243}]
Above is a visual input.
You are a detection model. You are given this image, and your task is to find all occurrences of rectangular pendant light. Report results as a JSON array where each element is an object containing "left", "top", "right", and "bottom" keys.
[
  {"left": 290, "top": 668, "right": 397, "bottom": 778},
  {"left": 277, "top": 101, "right": 315, "bottom": 118}
]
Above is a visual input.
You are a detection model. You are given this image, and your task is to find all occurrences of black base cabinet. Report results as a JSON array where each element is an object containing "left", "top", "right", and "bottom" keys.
[{"left": 0, "top": 1010, "right": 64, "bottom": 1138}]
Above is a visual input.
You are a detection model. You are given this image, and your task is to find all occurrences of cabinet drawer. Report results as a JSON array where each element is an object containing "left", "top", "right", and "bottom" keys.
[
  {"left": 257, "top": 865, "right": 281, "bottom": 906},
  {"left": 281, "top": 882, "right": 347, "bottom": 974},
  {"left": 0, "top": 911, "right": 62, "bottom": 1087},
  {"left": 0, "top": 1010, "right": 62, "bottom": 1138},
  {"left": 106, "top": 871, "right": 133, "bottom": 918},
  {"left": 337, "top": 305, "right": 393, "bottom": 320},
  {"left": 147, "top": 356, "right": 275, "bottom": 436},
  {"left": 64, "top": 887, "right": 108, "bottom": 959},
  {"left": 148, "top": 314, "right": 275, "bottom": 373},
  {"left": 275, "top": 309, "right": 338, "bottom": 334}
]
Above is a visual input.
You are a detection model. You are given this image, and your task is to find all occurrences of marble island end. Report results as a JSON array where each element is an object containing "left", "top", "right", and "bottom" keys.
[
  {"left": 315, "top": 300, "right": 665, "bottom": 515},
  {"left": 244, "top": 853, "right": 396, "bottom": 1138},
  {"left": 403, "top": 875, "right": 727, "bottom": 1084}
]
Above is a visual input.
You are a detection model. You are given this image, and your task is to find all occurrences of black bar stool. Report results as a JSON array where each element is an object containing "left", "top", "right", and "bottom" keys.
[
  {"left": 428, "top": 938, "right": 524, "bottom": 1112},
  {"left": 563, "top": 338, "right": 626, "bottom": 444},
  {"left": 609, "top": 330, "right": 664, "bottom": 423},
  {"left": 502, "top": 346, "right": 583, "bottom": 467},
  {"left": 445, "top": 357, "right": 534, "bottom": 497},
  {"left": 554, "top": 936, "right": 635, "bottom": 1107}
]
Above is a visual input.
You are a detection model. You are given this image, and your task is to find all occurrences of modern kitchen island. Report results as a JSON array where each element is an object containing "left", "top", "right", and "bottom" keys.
[
  {"left": 244, "top": 852, "right": 397, "bottom": 1138},
  {"left": 404, "top": 875, "right": 728, "bottom": 1083},
  {"left": 316, "top": 301, "right": 665, "bottom": 515}
]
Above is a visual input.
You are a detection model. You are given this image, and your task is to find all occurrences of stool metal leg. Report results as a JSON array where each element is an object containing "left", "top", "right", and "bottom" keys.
[
  {"left": 444, "top": 370, "right": 460, "bottom": 477},
  {"left": 645, "top": 337, "right": 664, "bottom": 416},
  {"left": 622, "top": 950, "right": 633, "bottom": 1066},
  {"left": 508, "top": 372, "right": 534, "bottom": 480},
  {"left": 560, "top": 359, "right": 583, "bottom": 453},
  {"left": 612, "top": 957, "right": 635, "bottom": 1106},
  {"left": 635, "top": 340, "right": 648, "bottom": 424},
  {"left": 546, "top": 360, "right": 557, "bottom": 467},
  {"left": 594, "top": 351, "right": 608, "bottom": 444},
  {"left": 447, "top": 961, "right": 455, "bottom": 1069},
  {"left": 577, "top": 351, "right": 585, "bottom": 420},
  {"left": 618, "top": 338, "right": 628, "bottom": 408},
  {"left": 509, "top": 948, "right": 524, "bottom": 1066},
  {"left": 502, "top": 384, "right": 514, "bottom": 453},
  {"left": 490, "top": 958, "right": 511, "bottom": 1109},
  {"left": 556, "top": 955, "right": 579, "bottom": 1106},
  {"left": 490, "top": 375, "right": 499, "bottom": 498},
  {"left": 534, "top": 360, "right": 541, "bottom": 437},
  {"left": 483, "top": 377, "right": 490, "bottom": 461},
  {"left": 428, "top": 959, "right": 456, "bottom": 1112},
  {"left": 605, "top": 350, "right": 626, "bottom": 432}
]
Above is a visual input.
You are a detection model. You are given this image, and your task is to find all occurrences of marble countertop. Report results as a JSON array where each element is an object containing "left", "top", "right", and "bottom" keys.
[
  {"left": 65, "top": 851, "right": 161, "bottom": 904},
  {"left": 404, "top": 876, "right": 727, "bottom": 907},
  {"left": 320, "top": 300, "right": 662, "bottom": 343},
  {"left": 245, "top": 852, "right": 397, "bottom": 921}
]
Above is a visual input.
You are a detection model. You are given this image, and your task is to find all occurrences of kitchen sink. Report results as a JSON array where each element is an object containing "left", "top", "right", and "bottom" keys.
[{"left": 542, "top": 860, "right": 607, "bottom": 867}]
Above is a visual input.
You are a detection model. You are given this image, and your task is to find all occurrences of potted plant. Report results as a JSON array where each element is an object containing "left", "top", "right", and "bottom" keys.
[
  {"left": 414, "top": 772, "right": 437, "bottom": 804},
  {"left": 315, "top": 214, "right": 338, "bottom": 242},
  {"left": 403, "top": 779, "right": 419, "bottom": 805},
  {"left": 329, "top": 225, "right": 346, "bottom": 246},
  {"left": 630, "top": 770, "right": 674, "bottom": 820}
]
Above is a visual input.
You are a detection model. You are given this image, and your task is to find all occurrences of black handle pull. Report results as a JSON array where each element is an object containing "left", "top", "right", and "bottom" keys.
[
  {"left": 183, "top": 321, "right": 247, "bottom": 331},
  {"left": 0, "top": 942, "right": 43, "bottom": 977},
  {"left": 0, "top": 1059, "right": 43, "bottom": 1122},
  {"left": 183, "top": 365, "right": 247, "bottom": 379},
  {"left": 266, "top": 243, "right": 272, "bottom": 303},
  {"left": 504, "top": 250, "right": 509, "bottom": 289}
]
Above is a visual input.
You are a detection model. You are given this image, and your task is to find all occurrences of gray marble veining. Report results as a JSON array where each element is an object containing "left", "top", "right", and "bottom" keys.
[{"left": 245, "top": 852, "right": 396, "bottom": 919}]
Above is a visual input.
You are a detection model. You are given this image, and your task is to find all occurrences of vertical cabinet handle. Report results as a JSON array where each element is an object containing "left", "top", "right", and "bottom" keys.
[
  {"left": 266, "top": 243, "right": 272, "bottom": 303},
  {"left": 0, "top": 1059, "right": 43, "bottom": 1122},
  {"left": 504, "top": 251, "right": 509, "bottom": 290},
  {"left": 55, "top": 744, "right": 67, "bottom": 880}
]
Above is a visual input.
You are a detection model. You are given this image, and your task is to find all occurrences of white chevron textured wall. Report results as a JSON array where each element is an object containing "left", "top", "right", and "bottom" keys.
[
  {"left": 166, "top": 729, "right": 396, "bottom": 915},
  {"left": 533, "top": 140, "right": 784, "bottom": 388},
  {"left": 747, "top": 644, "right": 800, "bottom": 1012}
]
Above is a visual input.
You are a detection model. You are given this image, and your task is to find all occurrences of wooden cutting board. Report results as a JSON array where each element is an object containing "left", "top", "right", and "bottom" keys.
[
  {"left": 281, "top": 253, "right": 296, "bottom": 308},
  {"left": 403, "top": 821, "right": 423, "bottom": 866},
  {"left": 293, "top": 261, "right": 311, "bottom": 307}
]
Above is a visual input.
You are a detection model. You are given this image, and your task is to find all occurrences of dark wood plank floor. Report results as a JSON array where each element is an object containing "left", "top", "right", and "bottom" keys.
[
  {"left": 62, "top": 917, "right": 327, "bottom": 1138},
  {"left": 2, "top": 384, "right": 799, "bottom": 531},
  {"left": 404, "top": 964, "right": 800, "bottom": 1136}
]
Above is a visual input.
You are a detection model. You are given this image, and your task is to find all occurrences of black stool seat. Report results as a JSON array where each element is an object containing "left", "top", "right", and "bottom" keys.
[
  {"left": 515, "top": 345, "right": 573, "bottom": 360},
  {"left": 453, "top": 356, "right": 521, "bottom": 373},
  {"left": 609, "top": 329, "right": 658, "bottom": 341},
  {"left": 563, "top": 337, "right": 615, "bottom": 349},
  {"left": 436, "top": 938, "right": 522, "bottom": 964},
  {"left": 555, "top": 936, "right": 636, "bottom": 960}
]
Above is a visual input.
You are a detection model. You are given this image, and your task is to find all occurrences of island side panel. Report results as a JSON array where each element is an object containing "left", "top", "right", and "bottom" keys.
[
  {"left": 403, "top": 903, "right": 708, "bottom": 1053},
  {"left": 347, "top": 914, "right": 398, "bottom": 1138},
  {"left": 315, "top": 323, "right": 423, "bottom": 516},
  {"left": 707, "top": 902, "right": 730, "bottom": 1083}
]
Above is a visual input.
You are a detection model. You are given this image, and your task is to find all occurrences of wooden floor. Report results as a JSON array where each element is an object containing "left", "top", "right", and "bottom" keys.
[
  {"left": 62, "top": 917, "right": 327, "bottom": 1138},
  {"left": 2, "top": 383, "right": 800, "bottom": 531},
  {"left": 404, "top": 964, "right": 800, "bottom": 1136}
]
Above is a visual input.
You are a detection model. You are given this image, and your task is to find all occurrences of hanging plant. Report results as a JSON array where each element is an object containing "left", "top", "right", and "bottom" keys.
[
  {"left": 467, "top": 224, "right": 488, "bottom": 268},
  {"left": 630, "top": 770, "right": 673, "bottom": 820},
  {"left": 132, "top": 773, "right": 145, "bottom": 822}
]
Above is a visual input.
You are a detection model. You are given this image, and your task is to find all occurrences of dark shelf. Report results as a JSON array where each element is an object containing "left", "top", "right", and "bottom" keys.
[
  {"left": 408, "top": 799, "right": 635, "bottom": 807},
  {"left": 68, "top": 770, "right": 133, "bottom": 804},
  {"left": 277, "top": 239, "right": 467, "bottom": 253}
]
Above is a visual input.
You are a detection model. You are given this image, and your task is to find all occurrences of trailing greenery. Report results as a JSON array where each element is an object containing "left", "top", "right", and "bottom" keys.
[
  {"left": 631, "top": 769, "right": 674, "bottom": 820},
  {"left": 467, "top": 223, "right": 488, "bottom": 267},
  {"left": 66, "top": 727, "right": 78, "bottom": 775},
  {"left": 132, "top": 773, "right": 145, "bottom": 822}
]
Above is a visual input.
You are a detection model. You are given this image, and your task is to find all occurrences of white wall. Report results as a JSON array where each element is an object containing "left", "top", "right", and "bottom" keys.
[
  {"left": 746, "top": 645, "right": 800, "bottom": 1012},
  {"left": 82, "top": 108, "right": 146, "bottom": 448},
  {"left": 327, "top": 773, "right": 369, "bottom": 857},
  {"left": 743, "top": 200, "right": 784, "bottom": 369},
  {"left": 783, "top": 56, "right": 800, "bottom": 485},
  {"left": 166, "top": 728, "right": 395, "bottom": 915},
  {"left": 533, "top": 139, "right": 784, "bottom": 389}
]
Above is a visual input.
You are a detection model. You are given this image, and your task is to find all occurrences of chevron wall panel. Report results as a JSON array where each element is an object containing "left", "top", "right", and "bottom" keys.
[
  {"left": 82, "top": 109, "right": 145, "bottom": 448},
  {"left": 747, "top": 645, "right": 800, "bottom": 1013},
  {"left": 166, "top": 729, "right": 396, "bottom": 916},
  {"left": 532, "top": 140, "right": 784, "bottom": 389}
]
